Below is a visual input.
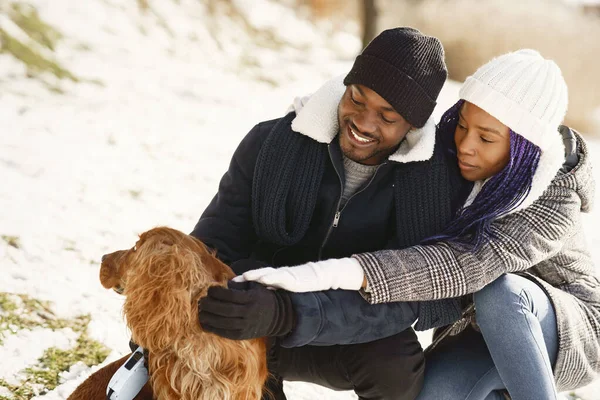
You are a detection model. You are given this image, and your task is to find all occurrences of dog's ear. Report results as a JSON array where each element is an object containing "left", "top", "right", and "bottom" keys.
[
  {"left": 191, "top": 240, "right": 235, "bottom": 283},
  {"left": 123, "top": 232, "right": 198, "bottom": 352},
  {"left": 137, "top": 227, "right": 177, "bottom": 248}
]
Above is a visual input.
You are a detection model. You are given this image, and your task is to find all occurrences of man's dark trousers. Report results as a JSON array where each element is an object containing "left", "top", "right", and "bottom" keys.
[{"left": 262, "top": 328, "right": 425, "bottom": 400}]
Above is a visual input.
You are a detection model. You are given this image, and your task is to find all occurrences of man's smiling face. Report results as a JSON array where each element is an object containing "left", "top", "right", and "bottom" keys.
[{"left": 338, "top": 84, "right": 412, "bottom": 165}]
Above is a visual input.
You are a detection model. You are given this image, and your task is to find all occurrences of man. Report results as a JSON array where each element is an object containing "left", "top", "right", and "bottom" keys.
[{"left": 193, "top": 28, "right": 472, "bottom": 400}]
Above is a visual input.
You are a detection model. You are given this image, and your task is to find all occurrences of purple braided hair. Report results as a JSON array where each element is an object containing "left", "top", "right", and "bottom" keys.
[{"left": 427, "top": 100, "right": 542, "bottom": 250}]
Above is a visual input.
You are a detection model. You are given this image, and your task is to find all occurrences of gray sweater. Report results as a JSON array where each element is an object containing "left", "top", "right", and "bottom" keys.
[{"left": 340, "top": 155, "right": 378, "bottom": 206}]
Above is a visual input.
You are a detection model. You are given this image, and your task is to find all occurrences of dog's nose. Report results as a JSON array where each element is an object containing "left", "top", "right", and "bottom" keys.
[{"left": 101, "top": 254, "right": 107, "bottom": 262}]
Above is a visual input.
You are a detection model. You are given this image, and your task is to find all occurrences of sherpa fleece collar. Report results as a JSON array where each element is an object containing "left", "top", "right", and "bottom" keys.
[{"left": 291, "top": 75, "right": 437, "bottom": 164}]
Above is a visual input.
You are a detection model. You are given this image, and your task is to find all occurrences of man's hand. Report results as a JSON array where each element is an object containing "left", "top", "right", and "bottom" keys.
[
  {"left": 233, "top": 257, "right": 365, "bottom": 292},
  {"left": 198, "top": 281, "right": 294, "bottom": 340}
]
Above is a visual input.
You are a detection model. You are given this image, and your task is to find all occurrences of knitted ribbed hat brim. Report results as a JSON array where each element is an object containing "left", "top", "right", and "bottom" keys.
[
  {"left": 344, "top": 54, "right": 436, "bottom": 128},
  {"left": 460, "top": 76, "right": 563, "bottom": 150}
]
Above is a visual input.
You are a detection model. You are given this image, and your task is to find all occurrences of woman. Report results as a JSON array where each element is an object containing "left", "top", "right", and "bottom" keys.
[{"left": 237, "top": 49, "right": 600, "bottom": 399}]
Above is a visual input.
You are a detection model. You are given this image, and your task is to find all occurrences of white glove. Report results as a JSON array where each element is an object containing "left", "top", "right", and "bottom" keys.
[
  {"left": 232, "top": 257, "right": 364, "bottom": 293},
  {"left": 285, "top": 94, "right": 312, "bottom": 114}
]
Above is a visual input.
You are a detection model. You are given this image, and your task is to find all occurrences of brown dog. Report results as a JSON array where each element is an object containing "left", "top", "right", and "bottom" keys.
[{"left": 68, "top": 227, "right": 268, "bottom": 400}]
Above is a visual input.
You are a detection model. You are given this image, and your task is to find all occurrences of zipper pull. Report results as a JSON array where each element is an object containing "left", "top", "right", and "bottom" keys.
[{"left": 332, "top": 211, "right": 341, "bottom": 228}]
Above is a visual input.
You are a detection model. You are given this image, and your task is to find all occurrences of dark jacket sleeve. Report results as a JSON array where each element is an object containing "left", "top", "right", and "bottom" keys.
[
  {"left": 280, "top": 289, "right": 418, "bottom": 347},
  {"left": 190, "top": 120, "right": 274, "bottom": 269}
]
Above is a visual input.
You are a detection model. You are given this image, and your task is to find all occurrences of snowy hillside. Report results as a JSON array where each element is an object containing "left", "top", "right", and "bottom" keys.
[{"left": 0, "top": 1, "right": 598, "bottom": 399}]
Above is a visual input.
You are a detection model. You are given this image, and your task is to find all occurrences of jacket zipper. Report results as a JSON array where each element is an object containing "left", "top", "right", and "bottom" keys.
[
  {"left": 318, "top": 145, "right": 344, "bottom": 260},
  {"left": 317, "top": 145, "right": 385, "bottom": 260},
  {"left": 332, "top": 211, "right": 341, "bottom": 227}
]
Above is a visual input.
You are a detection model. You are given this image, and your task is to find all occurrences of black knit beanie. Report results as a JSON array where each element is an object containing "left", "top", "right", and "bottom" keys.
[{"left": 344, "top": 27, "right": 447, "bottom": 128}]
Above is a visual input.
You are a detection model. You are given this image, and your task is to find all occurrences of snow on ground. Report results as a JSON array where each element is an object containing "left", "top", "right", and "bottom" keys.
[{"left": 0, "top": 0, "right": 599, "bottom": 399}]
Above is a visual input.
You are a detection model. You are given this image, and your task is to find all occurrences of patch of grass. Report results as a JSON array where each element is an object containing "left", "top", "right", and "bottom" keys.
[
  {"left": 0, "top": 333, "right": 110, "bottom": 399},
  {"left": 87, "top": 78, "right": 105, "bottom": 87},
  {"left": 74, "top": 42, "right": 92, "bottom": 52},
  {"left": 0, "top": 378, "right": 16, "bottom": 399},
  {"left": 23, "top": 334, "right": 110, "bottom": 392},
  {"left": 9, "top": 3, "right": 63, "bottom": 51},
  {"left": 205, "top": 0, "right": 288, "bottom": 51},
  {"left": 135, "top": 0, "right": 174, "bottom": 37},
  {"left": 0, "top": 377, "right": 37, "bottom": 399},
  {"left": 43, "top": 83, "right": 65, "bottom": 94},
  {"left": 129, "top": 189, "right": 142, "bottom": 200},
  {"left": 63, "top": 239, "right": 77, "bottom": 252},
  {"left": 1, "top": 235, "right": 21, "bottom": 249},
  {"left": 0, "top": 294, "right": 110, "bottom": 399},
  {"left": 0, "top": 293, "right": 88, "bottom": 345},
  {"left": 0, "top": 294, "right": 18, "bottom": 313},
  {"left": 0, "top": 28, "right": 78, "bottom": 82}
]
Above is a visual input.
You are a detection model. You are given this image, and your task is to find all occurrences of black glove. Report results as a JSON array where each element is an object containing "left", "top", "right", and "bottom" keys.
[{"left": 198, "top": 281, "right": 294, "bottom": 340}]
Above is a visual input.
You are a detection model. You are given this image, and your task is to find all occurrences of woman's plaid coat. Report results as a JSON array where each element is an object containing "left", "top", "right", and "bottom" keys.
[{"left": 355, "top": 132, "right": 599, "bottom": 391}]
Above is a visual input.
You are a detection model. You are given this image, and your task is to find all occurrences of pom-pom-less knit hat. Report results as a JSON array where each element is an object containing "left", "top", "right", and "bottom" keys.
[
  {"left": 344, "top": 27, "right": 447, "bottom": 128},
  {"left": 459, "top": 49, "right": 569, "bottom": 210}
]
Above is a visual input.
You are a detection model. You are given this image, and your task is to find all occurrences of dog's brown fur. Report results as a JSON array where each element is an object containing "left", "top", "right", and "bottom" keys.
[{"left": 69, "top": 227, "right": 268, "bottom": 400}]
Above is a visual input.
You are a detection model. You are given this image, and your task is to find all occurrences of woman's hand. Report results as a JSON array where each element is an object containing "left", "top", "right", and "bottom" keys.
[{"left": 233, "top": 257, "right": 365, "bottom": 293}]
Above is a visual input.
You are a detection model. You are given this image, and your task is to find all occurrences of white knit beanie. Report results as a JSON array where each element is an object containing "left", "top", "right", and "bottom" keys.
[{"left": 459, "top": 49, "right": 568, "bottom": 211}]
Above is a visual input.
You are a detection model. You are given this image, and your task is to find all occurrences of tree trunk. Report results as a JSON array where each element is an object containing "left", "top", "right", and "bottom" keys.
[{"left": 362, "top": 0, "right": 378, "bottom": 49}]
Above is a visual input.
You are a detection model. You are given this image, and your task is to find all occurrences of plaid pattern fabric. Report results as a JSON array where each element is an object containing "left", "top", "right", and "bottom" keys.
[{"left": 354, "top": 135, "right": 599, "bottom": 391}]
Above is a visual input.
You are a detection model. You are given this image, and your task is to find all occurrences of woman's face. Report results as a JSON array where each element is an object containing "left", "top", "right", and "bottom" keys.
[{"left": 454, "top": 101, "right": 511, "bottom": 181}]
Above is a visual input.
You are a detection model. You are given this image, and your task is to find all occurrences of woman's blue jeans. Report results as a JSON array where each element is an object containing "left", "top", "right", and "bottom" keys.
[{"left": 416, "top": 274, "right": 559, "bottom": 400}]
